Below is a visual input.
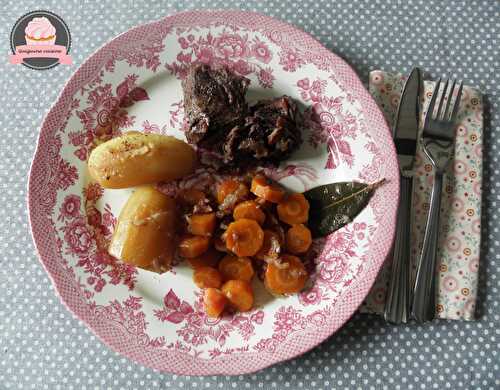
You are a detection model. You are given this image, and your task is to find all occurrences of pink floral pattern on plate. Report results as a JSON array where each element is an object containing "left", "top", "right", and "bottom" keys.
[
  {"left": 361, "top": 71, "right": 483, "bottom": 320},
  {"left": 166, "top": 28, "right": 276, "bottom": 88},
  {"left": 28, "top": 11, "right": 398, "bottom": 375}
]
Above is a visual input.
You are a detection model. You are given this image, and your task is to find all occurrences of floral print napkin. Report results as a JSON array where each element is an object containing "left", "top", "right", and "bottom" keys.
[{"left": 360, "top": 71, "right": 483, "bottom": 320}]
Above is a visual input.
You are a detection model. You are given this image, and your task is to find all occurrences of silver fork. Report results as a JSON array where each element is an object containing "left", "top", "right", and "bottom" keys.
[{"left": 411, "top": 78, "right": 463, "bottom": 322}]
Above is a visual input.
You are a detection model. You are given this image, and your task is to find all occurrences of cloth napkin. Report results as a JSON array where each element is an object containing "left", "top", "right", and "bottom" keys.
[{"left": 360, "top": 71, "right": 483, "bottom": 320}]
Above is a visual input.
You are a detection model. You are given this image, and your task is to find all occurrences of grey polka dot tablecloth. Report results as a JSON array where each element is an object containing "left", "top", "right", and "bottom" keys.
[{"left": 1, "top": 0, "right": 499, "bottom": 389}]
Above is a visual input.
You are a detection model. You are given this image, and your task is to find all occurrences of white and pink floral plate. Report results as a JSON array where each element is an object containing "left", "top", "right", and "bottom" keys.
[{"left": 28, "top": 10, "right": 399, "bottom": 375}]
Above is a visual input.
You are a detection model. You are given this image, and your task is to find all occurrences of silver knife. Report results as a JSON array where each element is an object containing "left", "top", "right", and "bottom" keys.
[{"left": 384, "top": 67, "right": 422, "bottom": 323}]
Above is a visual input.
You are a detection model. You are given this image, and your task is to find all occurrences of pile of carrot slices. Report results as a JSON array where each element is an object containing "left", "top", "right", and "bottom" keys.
[{"left": 176, "top": 174, "right": 312, "bottom": 317}]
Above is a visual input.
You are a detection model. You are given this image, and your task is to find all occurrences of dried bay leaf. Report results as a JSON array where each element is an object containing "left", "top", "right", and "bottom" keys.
[{"left": 303, "top": 179, "right": 385, "bottom": 238}]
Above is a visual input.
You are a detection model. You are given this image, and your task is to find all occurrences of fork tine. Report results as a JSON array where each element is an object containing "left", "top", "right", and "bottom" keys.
[
  {"left": 450, "top": 81, "right": 464, "bottom": 123},
  {"left": 424, "top": 78, "right": 441, "bottom": 130},
  {"left": 436, "top": 79, "right": 449, "bottom": 120},
  {"left": 442, "top": 79, "right": 457, "bottom": 121}
]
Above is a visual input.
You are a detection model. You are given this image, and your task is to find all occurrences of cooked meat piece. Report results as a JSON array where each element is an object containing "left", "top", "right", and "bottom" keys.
[
  {"left": 182, "top": 64, "right": 250, "bottom": 145},
  {"left": 182, "top": 64, "right": 303, "bottom": 167},
  {"left": 222, "top": 96, "right": 303, "bottom": 164}
]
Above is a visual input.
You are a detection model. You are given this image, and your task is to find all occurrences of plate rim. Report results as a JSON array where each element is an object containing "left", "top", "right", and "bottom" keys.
[{"left": 28, "top": 9, "right": 399, "bottom": 375}]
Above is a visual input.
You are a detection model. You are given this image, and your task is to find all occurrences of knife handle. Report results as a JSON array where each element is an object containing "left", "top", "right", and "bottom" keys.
[
  {"left": 384, "top": 175, "right": 413, "bottom": 323},
  {"left": 411, "top": 171, "right": 443, "bottom": 322}
]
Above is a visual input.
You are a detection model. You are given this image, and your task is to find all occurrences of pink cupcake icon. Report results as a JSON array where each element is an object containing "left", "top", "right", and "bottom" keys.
[{"left": 25, "top": 17, "right": 56, "bottom": 45}]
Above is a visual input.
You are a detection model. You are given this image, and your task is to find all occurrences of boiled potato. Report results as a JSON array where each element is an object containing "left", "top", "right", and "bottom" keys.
[
  {"left": 88, "top": 132, "right": 197, "bottom": 189},
  {"left": 108, "top": 186, "right": 177, "bottom": 270}
]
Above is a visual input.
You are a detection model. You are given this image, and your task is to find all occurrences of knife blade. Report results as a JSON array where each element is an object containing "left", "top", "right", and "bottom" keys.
[{"left": 384, "top": 67, "right": 422, "bottom": 323}]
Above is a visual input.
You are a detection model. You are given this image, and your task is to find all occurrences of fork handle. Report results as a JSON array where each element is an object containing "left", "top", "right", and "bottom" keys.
[
  {"left": 411, "top": 171, "right": 444, "bottom": 322},
  {"left": 384, "top": 175, "right": 413, "bottom": 323}
]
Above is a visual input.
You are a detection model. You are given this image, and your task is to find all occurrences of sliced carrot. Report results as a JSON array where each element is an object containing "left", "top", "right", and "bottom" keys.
[
  {"left": 187, "top": 213, "right": 216, "bottom": 236},
  {"left": 193, "top": 266, "right": 223, "bottom": 289},
  {"left": 178, "top": 235, "right": 210, "bottom": 258},
  {"left": 225, "top": 219, "right": 264, "bottom": 257},
  {"left": 277, "top": 193, "right": 310, "bottom": 225},
  {"left": 255, "top": 230, "right": 282, "bottom": 260},
  {"left": 218, "top": 255, "right": 255, "bottom": 282},
  {"left": 217, "top": 179, "right": 249, "bottom": 204},
  {"left": 264, "top": 254, "right": 308, "bottom": 295},
  {"left": 204, "top": 288, "right": 228, "bottom": 318},
  {"left": 221, "top": 280, "right": 254, "bottom": 312},
  {"left": 187, "top": 248, "right": 223, "bottom": 269},
  {"left": 286, "top": 224, "right": 312, "bottom": 254},
  {"left": 177, "top": 188, "right": 206, "bottom": 206},
  {"left": 250, "top": 175, "right": 285, "bottom": 203},
  {"left": 233, "top": 200, "right": 266, "bottom": 225}
]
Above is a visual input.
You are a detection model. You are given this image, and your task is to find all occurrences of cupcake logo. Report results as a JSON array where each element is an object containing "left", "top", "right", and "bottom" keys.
[
  {"left": 9, "top": 11, "right": 71, "bottom": 69},
  {"left": 25, "top": 17, "right": 57, "bottom": 46}
]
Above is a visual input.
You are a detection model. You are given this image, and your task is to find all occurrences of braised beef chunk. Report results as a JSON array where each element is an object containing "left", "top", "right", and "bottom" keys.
[
  {"left": 222, "top": 96, "right": 303, "bottom": 164},
  {"left": 182, "top": 64, "right": 303, "bottom": 167},
  {"left": 182, "top": 64, "right": 250, "bottom": 145}
]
